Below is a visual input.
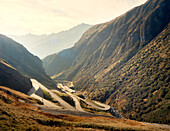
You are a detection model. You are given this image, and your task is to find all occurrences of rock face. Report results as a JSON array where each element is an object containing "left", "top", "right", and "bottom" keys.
[
  {"left": 10, "top": 23, "right": 92, "bottom": 58},
  {"left": 43, "top": 0, "right": 170, "bottom": 124},
  {"left": 0, "top": 60, "right": 32, "bottom": 94},
  {"left": 0, "top": 34, "right": 56, "bottom": 89}
]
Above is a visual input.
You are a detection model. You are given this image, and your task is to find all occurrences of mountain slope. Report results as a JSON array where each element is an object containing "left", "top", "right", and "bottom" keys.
[
  {"left": 0, "top": 60, "right": 32, "bottom": 94},
  {"left": 43, "top": 0, "right": 170, "bottom": 124},
  {"left": 78, "top": 24, "right": 170, "bottom": 124},
  {"left": 10, "top": 23, "right": 92, "bottom": 58},
  {"left": 0, "top": 34, "right": 56, "bottom": 89},
  {"left": 1, "top": 86, "right": 166, "bottom": 131},
  {"left": 43, "top": 47, "right": 77, "bottom": 77},
  {"left": 44, "top": 0, "right": 169, "bottom": 79}
]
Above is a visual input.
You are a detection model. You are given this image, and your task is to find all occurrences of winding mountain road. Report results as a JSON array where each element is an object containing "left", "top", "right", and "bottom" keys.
[
  {"left": 31, "top": 93, "right": 61, "bottom": 109},
  {"left": 28, "top": 80, "right": 110, "bottom": 112},
  {"left": 27, "top": 80, "right": 170, "bottom": 130},
  {"left": 51, "top": 89, "right": 85, "bottom": 112},
  {"left": 66, "top": 92, "right": 85, "bottom": 112},
  {"left": 31, "top": 79, "right": 77, "bottom": 111},
  {"left": 93, "top": 101, "right": 110, "bottom": 110},
  {"left": 57, "top": 83, "right": 111, "bottom": 111},
  {"left": 77, "top": 96, "right": 110, "bottom": 110},
  {"left": 27, "top": 79, "right": 61, "bottom": 109}
]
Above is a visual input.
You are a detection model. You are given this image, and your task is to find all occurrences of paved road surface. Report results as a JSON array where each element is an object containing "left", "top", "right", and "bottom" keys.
[
  {"left": 57, "top": 83, "right": 110, "bottom": 111},
  {"left": 51, "top": 89, "right": 85, "bottom": 111},
  {"left": 27, "top": 80, "right": 61, "bottom": 109},
  {"left": 28, "top": 80, "right": 170, "bottom": 130},
  {"left": 93, "top": 101, "right": 110, "bottom": 110},
  {"left": 58, "top": 83, "right": 75, "bottom": 93},
  {"left": 74, "top": 94, "right": 111, "bottom": 111},
  {"left": 66, "top": 92, "right": 85, "bottom": 112},
  {"left": 31, "top": 93, "right": 61, "bottom": 109},
  {"left": 31, "top": 79, "right": 77, "bottom": 111},
  {"left": 29, "top": 80, "right": 110, "bottom": 112}
]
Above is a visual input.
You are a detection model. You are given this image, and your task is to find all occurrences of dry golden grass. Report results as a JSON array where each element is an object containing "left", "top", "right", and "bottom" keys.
[
  {"left": 0, "top": 86, "right": 43, "bottom": 105},
  {"left": 0, "top": 86, "right": 169, "bottom": 131}
]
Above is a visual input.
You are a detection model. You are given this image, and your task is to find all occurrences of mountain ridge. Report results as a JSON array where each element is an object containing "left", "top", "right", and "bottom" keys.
[
  {"left": 44, "top": 0, "right": 169, "bottom": 80},
  {"left": 43, "top": 0, "right": 170, "bottom": 124},
  {"left": 0, "top": 34, "right": 56, "bottom": 89},
  {"left": 10, "top": 23, "right": 92, "bottom": 58}
]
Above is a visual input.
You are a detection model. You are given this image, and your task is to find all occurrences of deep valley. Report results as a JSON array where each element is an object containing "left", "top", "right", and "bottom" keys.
[{"left": 0, "top": 0, "right": 169, "bottom": 130}]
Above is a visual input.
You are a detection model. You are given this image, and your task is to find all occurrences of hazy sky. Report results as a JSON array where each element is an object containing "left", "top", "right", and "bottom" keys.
[{"left": 0, "top": 0, "right": 147, "bottom": 35}]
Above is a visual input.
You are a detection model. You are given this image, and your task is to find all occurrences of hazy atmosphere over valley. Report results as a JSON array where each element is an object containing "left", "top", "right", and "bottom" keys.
[{"left": 0, "top": 0, "right": 169, "bottom": 130}]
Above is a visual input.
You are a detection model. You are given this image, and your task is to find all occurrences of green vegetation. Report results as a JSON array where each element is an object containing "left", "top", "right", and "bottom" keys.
[
  {"left": 61, "top": 95, "right": 75, "bottom": 107},
  {"left": 43, "top": 0, "right": 169, "bottom": 124},
  {"left": 78, "top": 94, "right": 85, "bottom": 99},
  {"left": 55, "top": 92, "right": 75, "bottom": 107},
  {"left": 76, "top": 25, "right": 170, "bottom": 124},
  {"left": 0, "top": 86, "right": 168, "bottom": 131},
  {"left": 42, "top": 89, "right": 54, "bottom": 101},
  {"left": 73, "top": 92, "right": 85, "bottom": 99},
  {"left": 88, "top": 100, "right": 105, "bottom": 108},
  {"left": 80, "top": 100, "right": 112, "bottom": 116}
]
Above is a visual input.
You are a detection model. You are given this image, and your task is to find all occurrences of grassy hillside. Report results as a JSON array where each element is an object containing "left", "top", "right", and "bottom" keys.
[
  {"left": 43, "top": 48, "right": 77, "bottom": 77},
  {"left": 0, "top": 86, "right": 167, "bottom": 130},
  {"left": 76, "top": 24, "right": 170, "bottom": 124},
  {"left": 0, "top": 34, "right": 56, "bottom": 89},
  {"left": 54, "top": 92, "right": 75, "bottom": 107},
  {"left": 44, "top": 0, "right": 169, "bottom": 81},
  {"left": 43, "top": 0, "right": 170, "bottom": 124}
]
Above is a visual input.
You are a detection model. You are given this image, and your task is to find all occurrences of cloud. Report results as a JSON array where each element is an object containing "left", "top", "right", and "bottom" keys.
[{"left": 0, "top": 0, "right": 147, "bottom": 35}]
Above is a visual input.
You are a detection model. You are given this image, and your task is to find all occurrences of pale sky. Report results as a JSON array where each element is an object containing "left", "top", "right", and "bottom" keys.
[{"left": 0, "top": 0, "right": 147, "bottom": 35}]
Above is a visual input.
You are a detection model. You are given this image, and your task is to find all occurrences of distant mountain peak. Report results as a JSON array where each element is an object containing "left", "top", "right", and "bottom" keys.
[{"left": 9, "top": 23, "right": 92, "bottom": 58}]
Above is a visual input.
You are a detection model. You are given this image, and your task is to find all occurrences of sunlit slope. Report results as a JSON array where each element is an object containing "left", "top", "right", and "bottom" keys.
[
  {"left": 83, "top": 24, "right": 170, "bottom": 124},
  {"left": 0, "top": 86, "right": 168, "bottom": 131},
  {"left": 43, "top": 0, "right": 170, "bottom": 124},
  {"left": 44, "top": 0, "right": 169, "bottom": 80},
  {"left": 11, "top": 23, "right": 92, "bottom": 58},
  {"left": 0, "top": 34, "right": 56, "bottom": 89}
]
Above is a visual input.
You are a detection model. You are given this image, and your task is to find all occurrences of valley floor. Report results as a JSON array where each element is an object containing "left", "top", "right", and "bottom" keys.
[
  {"left": 0, "top": 86, "right": 169, "bottom": 131},
  {"left": 0, "top": 80, "right": 169, "bottom": 131}
]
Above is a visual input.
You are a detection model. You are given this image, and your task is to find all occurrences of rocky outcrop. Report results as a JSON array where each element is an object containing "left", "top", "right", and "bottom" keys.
[{"left": 0, "top": 60, "right": 32, "bottom": 94}]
